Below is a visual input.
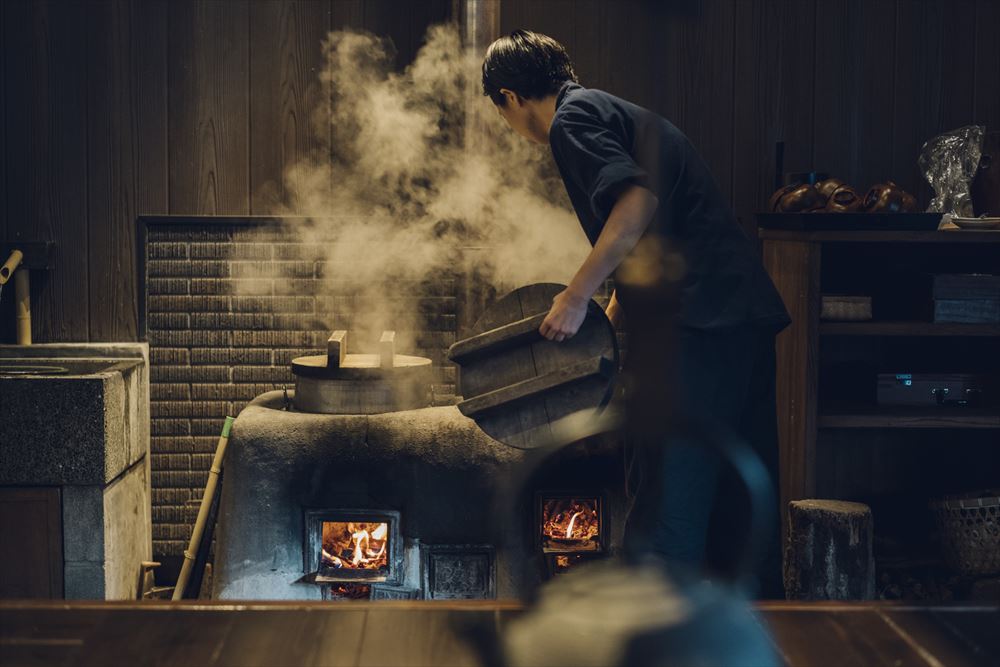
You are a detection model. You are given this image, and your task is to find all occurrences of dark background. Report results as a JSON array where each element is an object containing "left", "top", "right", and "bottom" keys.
[{"left": 1, "top": 0, "right": 998, "bottom": 343}]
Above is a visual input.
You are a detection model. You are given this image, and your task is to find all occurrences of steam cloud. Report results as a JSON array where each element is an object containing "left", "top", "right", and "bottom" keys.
[{"left": 245, "top": 23, "right": 590, "bottom": 351}]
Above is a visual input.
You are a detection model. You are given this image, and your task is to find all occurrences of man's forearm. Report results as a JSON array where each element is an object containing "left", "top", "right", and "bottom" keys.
[{"left": 565, "top": 185, "right": 659, "bottom": 300}]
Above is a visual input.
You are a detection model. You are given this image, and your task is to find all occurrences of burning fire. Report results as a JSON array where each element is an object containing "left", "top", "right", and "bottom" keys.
[
  {"left": 541, "top": 499, "right": 600, "bottom": 552},
  {"left": 321, "top": 521, "right": 389, "bottom": 571}
]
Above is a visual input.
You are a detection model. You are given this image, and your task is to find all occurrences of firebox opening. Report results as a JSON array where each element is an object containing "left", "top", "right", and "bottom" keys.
[
  {"left": 540, "top": 497, "right": 602, "bottom": 553},
  {"left": 318, "top": 521, "right": 390, "bottom": 581}
]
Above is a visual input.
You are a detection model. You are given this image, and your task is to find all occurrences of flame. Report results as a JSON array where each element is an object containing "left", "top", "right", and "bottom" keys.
[
  {"left": 321, "top": 521, "right": 389, "bottom": 571},
  {"left": 542, "top": 499, "right": 600, "bottom": 552},
  {"left": 565, "top": 511, "right": 583, "bottom": 539}
]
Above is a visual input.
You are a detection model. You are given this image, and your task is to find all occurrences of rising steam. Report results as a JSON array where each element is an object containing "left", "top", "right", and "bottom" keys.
[{"left": 246, "top": 23, "right": 590, "bottom": 348}]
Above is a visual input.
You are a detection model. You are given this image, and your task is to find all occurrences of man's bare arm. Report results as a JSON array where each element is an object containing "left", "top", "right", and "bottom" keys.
[{"left": 539, "top": 185, "right": 658, "bottom": 341}]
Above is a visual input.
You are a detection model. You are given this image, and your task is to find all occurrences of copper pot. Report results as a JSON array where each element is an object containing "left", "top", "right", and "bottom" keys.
[
  {"left": 769, "top": 183, "right": 825, "bottom": 212},
  {"left": 815, "top": 178, "right": 847, "bottom": 202},
  {"left": 863, "top": 181, "right": 918, "bottom": 213},
  {"left": 825, "top": 184, "right": 863, "bottom": 212}
]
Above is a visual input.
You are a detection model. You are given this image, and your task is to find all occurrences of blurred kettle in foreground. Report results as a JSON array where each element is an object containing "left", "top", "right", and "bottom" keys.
[{"left": 501, "top": 558, "right": 778, "bottom": 667}]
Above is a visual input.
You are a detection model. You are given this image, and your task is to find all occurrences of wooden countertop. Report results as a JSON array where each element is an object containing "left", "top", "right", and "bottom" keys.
[
  {"left": 759, "top": 228, "right": 1000, "bottom": 242},
  {"left": 1, "top": 600, "right": 997, "bottom": 666}
]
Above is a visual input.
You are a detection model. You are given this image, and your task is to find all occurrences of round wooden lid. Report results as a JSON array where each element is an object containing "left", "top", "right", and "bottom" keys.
[
  {"left": 448, "top": 283, "right": 619, "bottom": 449},
  {"left": 291, "top": 353, "right": 432, "bottom": 380}
]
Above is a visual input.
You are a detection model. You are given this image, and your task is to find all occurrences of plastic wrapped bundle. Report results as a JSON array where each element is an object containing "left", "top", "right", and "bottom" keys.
[{"left": 918, "top": 125, "right": 985, "bottom": 215}]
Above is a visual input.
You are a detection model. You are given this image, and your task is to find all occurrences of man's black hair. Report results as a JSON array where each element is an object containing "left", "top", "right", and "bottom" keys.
[{"left": 482, "top": 29, "right": 578, "bottom": 106}]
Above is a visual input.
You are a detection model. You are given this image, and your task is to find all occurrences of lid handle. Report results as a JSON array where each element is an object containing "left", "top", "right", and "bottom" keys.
[
  {"left": 379, "top": 331, "right": 395, "bottom": 368},
  {"left": 327, "top": 331, "right": 347, "bottom": 369}
]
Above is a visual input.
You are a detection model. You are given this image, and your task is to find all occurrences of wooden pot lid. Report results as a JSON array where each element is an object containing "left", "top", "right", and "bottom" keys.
[
  {"left": 291, "top": 330, "right": 433, "bottom": 414},
  {"left": 291, "top": 330, "right": 432, "bottom": 381},
  {"left": 448, "top": 283, "right": 618, "bottom": 449}
]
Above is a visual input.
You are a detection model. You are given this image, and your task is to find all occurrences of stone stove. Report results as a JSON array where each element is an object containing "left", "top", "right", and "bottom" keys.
[{"left": 213, "top": 391, "right": 627, "bottom": 600}]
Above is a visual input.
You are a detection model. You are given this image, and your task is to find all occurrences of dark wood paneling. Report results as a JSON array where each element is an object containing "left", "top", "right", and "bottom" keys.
[
  {"left": 3, "top": 0, "right": 1000, "bottom": 355},
  {"left": 0, "top": 2, "right": 5, "bottom": 243},
  {"left": 732, "top": 0, "right": 817, "bottom": 236},
  {"left": 974, "top": 0, "right": 1000, "bottom": 129},
  {"left": 361, "top": 0, "right": 451, "bottom": 69},
  {"left": 0, "top": 3, "right": 9, "bottom": 343},
  {"left": 655, "top": 1, "right": 736, "bottom": 202},
  {"left": 0, "top": 487, "right": 62, "bottom": 599},
  {"left": 568, "top": 1, "right": 606, "bottom": 92},
  {"left": 249, "top": 0, "right": 330, "bottom": 214},
  {"left": 597, "top": 1, "right": 654, "bottom": 109},
  {"left": 330, "top": 0, "right": 365, "bottom": 30},
  {"left": 892, "top": 0, "right": 978, "bottom": 203},
  {"left": 87, "top": 0, "right": 139, "bottom": 341},
  {"left": 168, "top": 0, "right": 250, "bottom": 215},
  {"left": 4, "top": 0, "right": 90, "bottom": 342},
  {"left": 812, "top": 0, "right": 896, "bottom": 192},
  {"left": 134, "top": 0, "right": 169, "bottom": 217}
]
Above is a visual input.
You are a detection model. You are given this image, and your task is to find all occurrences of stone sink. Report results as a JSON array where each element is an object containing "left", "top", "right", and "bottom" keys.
[{"left": 0, "top": 343, "right": 151, "bottom": 599}]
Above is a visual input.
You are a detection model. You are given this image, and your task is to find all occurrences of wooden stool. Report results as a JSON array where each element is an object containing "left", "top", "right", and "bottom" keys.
[{"left": 784, "top": 499, "right": 874, "bottom": 600}]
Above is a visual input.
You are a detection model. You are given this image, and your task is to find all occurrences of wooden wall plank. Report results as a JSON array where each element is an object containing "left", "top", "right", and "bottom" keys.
[
  {"left": 974, "top": 0, "right": 1000, "bottom": 129},
  {"left": 892, "top": 0, "right": 978, "bottom": 204},
  {"left": 812, "top": 0, "right": 896, "bottom": 192},
  {"left": 566, "top": 1, "right": 607, "bottom": 94},
  {"left": 600, "top": 1, "right": 654, "bottom": 109},
  {"left": 655, "top": 1, "right": 736, "bottom": 203},
  {"left": 4, "top": 0, "right": 90, "bottom": 342},
  {"left": 168, "top": 0, "right": 250, "bottom": 215},
  {"left": 0, "top": 488, "right": 63, "bottom": 598},
  {"left": 361, "top": 0, "right": 450, "bottom": 69},
  {"left": 88, "top": 0, "right": 139, "bottom": 341},
  {"left": 0, "top": 1, "right": 6, "bottom": 244},
  {"left": 732, "top": 0, "right": 817, "bottom": 237},
  {"left": 249, "top": 0, "right": 331, "bottom": 215},
  {"left": 1, "top": 2, "right": 10, "bottom": 343},
  {"left": 133, "top": 0, "right": 169, "bottom": 216},
  {"left": 330, "top": 0, "right": 365, "bottom": 31}
]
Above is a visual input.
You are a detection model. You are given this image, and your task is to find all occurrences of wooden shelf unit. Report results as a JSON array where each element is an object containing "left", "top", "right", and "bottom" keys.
[
  {"left": 759, "top": 227, "right": 1000, "bottom": 523},
  {"left": 818, "top": 407, "right": 1000, "bottom": 429},
  {"left": 819, "top": 321, "right": 1000, "bottom": 337}
]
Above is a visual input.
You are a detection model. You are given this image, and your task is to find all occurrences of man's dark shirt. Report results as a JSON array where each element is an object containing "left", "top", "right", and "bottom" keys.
[{"left": 549, "top": 82, "right": 790, "bottom": 331}]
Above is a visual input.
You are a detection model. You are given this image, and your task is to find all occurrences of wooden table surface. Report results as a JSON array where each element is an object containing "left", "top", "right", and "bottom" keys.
[{"left": 1, "top": 600, "right": 997, "bottom": 667}]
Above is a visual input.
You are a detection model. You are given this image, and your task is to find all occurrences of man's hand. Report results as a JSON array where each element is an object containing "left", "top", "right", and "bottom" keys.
[{"left": 539, "top": 290, "right": 589, "bottom": 342}]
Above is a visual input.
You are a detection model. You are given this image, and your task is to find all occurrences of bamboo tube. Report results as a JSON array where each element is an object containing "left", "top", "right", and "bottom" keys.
[
  {"left": 173, "top": 416, "right": 234, "bottom": 600},
  {"left": 0, "top": 249, "right": 23, "bottom": 285},
  {"left": 14, "top": 270, "right": 30, "bottom": 345}
]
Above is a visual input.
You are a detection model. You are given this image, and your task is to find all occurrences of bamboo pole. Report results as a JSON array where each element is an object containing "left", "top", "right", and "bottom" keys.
[
  {"left": 173, "top": 416, "right": 234, "bottom": 600},
  {"left": 14, "top": 270, "right": 31, "bottom": 345},
  {"left": 0, "top": 249, "right": 23, "bottom": 284}
]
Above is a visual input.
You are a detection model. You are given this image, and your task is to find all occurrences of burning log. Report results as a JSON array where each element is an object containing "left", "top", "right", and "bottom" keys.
[
  {"left": 541, "top": 499, "right": 601, "bottom": 552},
  {"left": 321, "top": 521, "right": 389, "bottom": 572}
]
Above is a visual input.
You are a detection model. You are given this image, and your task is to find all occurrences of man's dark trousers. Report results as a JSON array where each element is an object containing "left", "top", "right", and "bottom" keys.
[{"left": 623, "top": 324, "right": 784, "bottom": 598}]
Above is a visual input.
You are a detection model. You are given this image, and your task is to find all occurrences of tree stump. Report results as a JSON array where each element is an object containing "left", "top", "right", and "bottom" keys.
[{"left": 784, "top": 499, "right": 875, "bottom": 600}]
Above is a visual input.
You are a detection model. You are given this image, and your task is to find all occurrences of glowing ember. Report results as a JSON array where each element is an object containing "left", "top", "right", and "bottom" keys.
[
  {"left": 327, "top": 583, "right": 371, "bottom": 600},
  {"left": 321, "top": 521, "right": 389, "bottom": 571},
  {"left": 541, "top": 498, "right": 600, "bottom": 552},
  {"left": 552, "top": 553, "right": 588, "bottom": 574}
]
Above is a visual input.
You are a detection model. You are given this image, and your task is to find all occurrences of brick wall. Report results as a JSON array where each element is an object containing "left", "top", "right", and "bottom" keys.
[{"left": 142, "top": 219, "right": 467, "bottom": 557}]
